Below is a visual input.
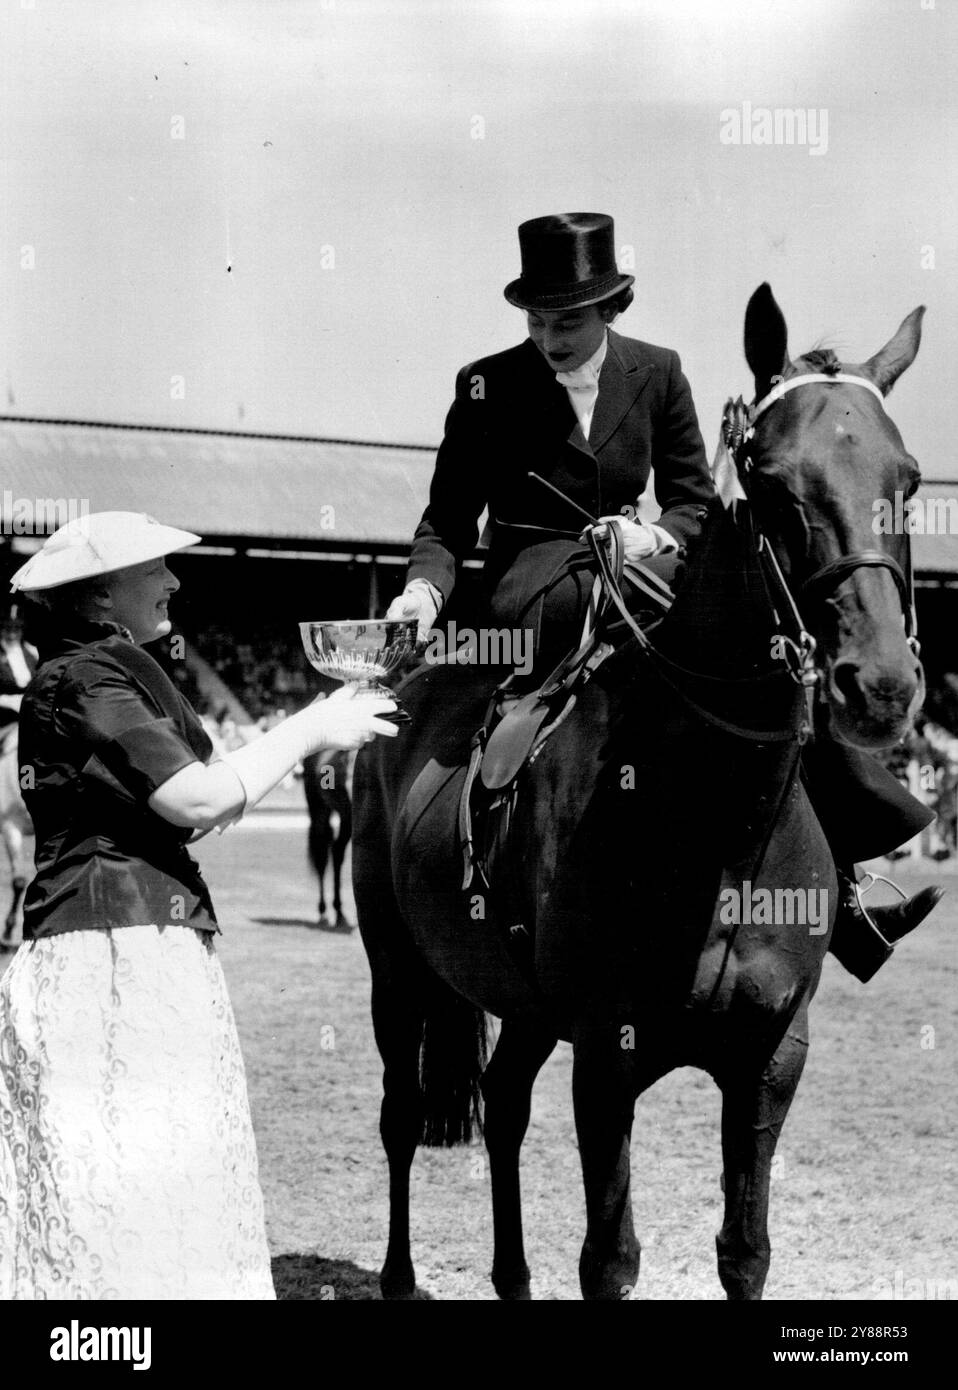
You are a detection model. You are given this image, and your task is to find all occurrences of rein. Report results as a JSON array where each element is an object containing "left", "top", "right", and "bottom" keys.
[
  {"left": 519, "top": 371, "right": 918, "bottom": 745},
  {"left": 517, "top": 479, "right": 809, "bottom": 743},
  {"left": 587, "top": 523, "right": 805, "bottom": 743},
  {"left": 583, "top": 372, "right": 918, "bottom": 743}
]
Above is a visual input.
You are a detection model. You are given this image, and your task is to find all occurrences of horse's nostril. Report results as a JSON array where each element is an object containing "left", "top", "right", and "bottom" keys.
[{"left": 831, "top": 660, "right": 862, "bottom": 708}]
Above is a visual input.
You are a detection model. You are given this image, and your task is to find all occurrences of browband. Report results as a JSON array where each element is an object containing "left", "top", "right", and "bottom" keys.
[{"left": 751, "top": 372, "right": 885, "bottom": 425}]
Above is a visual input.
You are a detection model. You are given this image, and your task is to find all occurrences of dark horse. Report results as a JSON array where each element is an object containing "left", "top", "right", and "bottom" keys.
[
  {"left": 353, "top": 285, "right": 926, "bottom": 1300},
  {"left": 303, "top": 748, "right": 353, "bottom": 928}
]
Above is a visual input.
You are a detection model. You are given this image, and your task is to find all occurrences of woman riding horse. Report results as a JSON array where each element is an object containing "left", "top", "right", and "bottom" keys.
[{"left": 386, "top": 212, "right": 942, "bottom": 979}]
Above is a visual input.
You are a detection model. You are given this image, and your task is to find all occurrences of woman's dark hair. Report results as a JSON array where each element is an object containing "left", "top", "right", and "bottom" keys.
[
  {"left": 21, "top": 577, "right": 106, "bottom": 626},
  {"left": 598, "top": 286, "right": 634, "bottom": 322},
  {"left": 21, "top": 578, "right": 100, "bottom": 617}
]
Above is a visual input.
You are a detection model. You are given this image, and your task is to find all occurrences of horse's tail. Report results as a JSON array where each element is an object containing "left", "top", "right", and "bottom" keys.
[{"left": 419, "top": 973, "right": 489, "bottom": 1147}]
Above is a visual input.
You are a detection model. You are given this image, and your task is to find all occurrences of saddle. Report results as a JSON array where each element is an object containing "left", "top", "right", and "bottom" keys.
[{"left": 457, "top": 521, "right": 675, "bottom": 902}]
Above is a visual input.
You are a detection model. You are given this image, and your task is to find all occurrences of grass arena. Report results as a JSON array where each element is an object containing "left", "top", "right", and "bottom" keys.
[{"left": 8, "top": 808, "right": 952, "bottom": 1303}]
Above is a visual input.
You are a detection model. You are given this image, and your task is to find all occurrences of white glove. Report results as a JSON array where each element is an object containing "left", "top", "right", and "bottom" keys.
[
  {"left": 220, "top": 687, "right": 397, "bottom": 813},
  {"left": 580, "top": 516, "right": 661, "bottom": 563},
  {"left": 599, "top": 516, "right": 659, "bottom": 563},
  {"left": 385, "top": 578, "right": 442, "bottom": 642},
  {"left": 303, "top": 687, "right": 399, "bottom": 752}
]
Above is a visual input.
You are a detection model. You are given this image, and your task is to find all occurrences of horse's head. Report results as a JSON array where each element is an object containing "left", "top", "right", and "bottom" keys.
[{"left": 741, "top": 283, "right": 925, "bottom": 749}]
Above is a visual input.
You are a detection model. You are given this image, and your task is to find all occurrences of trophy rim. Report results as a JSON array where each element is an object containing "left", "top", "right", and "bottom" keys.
[
  {"left": 298, "top": 618, "right": 418, "bottom": 633},
  {"left": 299, "top": 619, "right": 418, "bottom": 678}
]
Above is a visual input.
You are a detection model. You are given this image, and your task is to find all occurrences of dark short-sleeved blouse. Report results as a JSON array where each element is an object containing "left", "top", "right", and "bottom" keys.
[{"left": 18, "top": 617, "right": 218, "bottom": 940}]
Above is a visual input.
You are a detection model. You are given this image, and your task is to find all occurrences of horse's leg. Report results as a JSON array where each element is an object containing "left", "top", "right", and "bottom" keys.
[
  {"left": 715, "top": 1007, "right": 810, "bottom": 1301},
  {"left": 332, "top": 796, "right": 353, "bottom": 929},
  {"left": 350, "top": 738, "right": 425, "bottom": 1299},
  {"left": 572, "top": 1022, "right": 640, "bottom": 1300},
  {"left": 370, "top": 970, "right": 426, "bottom": 1299},
  {"left": 309, "top": 815, "right": 332, "bottom": 922},
  {"left": 480, "top": 1018, "right": 557, "bottom": 1300}
]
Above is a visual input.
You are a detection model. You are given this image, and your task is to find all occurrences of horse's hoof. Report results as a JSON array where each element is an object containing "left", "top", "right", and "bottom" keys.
[
  {"left": 335, "top": 913, "right": 355, "bottom": 933},
  {"left": 581, "top": 1282, "right": 637, "bottom": 1301},
  {"left": 492, "top": 1265, "right": 532, "bottom": 1300},
  {"left": 579, "top": 1248, "right": 640, "bottom": 1301},
  {"left": 380, "top": 1264, "right": 416, "bottom": 1300}
]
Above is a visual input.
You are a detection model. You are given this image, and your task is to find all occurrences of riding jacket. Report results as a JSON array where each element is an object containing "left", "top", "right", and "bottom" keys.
[{"left": 405, "top": 330, "right": 716, "bottom": 639}]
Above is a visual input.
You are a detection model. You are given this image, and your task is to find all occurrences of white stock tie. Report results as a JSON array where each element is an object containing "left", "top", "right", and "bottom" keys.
[{"left": 556, "top": 360, "right": 601, "bottom": 437}]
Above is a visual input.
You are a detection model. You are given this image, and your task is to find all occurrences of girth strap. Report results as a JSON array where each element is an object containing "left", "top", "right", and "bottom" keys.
[{"left": 459, "top": 728, "right": 489, "bottom": 891}]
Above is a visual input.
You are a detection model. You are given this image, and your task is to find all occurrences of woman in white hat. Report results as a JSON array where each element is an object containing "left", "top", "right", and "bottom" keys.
[{"left": 0, "top": 512, "right": 396, "bottom": 1300}]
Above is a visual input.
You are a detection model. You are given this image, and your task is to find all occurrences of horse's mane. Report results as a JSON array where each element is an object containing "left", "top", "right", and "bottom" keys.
[{"left": 792, "top": 346, "right": 842, "bottom": 375}]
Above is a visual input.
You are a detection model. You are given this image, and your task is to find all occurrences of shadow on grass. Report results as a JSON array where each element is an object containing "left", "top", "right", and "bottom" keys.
[
  {"left": 272, "top": 1253, "right": 433, "bottom": 1300},
  {"left": 252, "top": 915, "right": 355, "bottom": 935}
]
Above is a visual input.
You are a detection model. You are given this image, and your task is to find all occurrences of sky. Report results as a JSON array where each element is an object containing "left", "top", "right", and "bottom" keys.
[{"left": 1, "top": 0, "right": 956, "bottom": 479}]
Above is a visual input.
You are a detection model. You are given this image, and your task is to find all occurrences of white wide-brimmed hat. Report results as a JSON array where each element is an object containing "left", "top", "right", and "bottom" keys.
[{"left": 10, "top": 511, "right": 202, "bottom": 593}]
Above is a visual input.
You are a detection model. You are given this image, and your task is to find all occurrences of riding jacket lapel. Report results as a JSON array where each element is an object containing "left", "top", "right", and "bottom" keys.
[
  {"left": 587, "top": 331, "right": 654, "bottom": 456},
  {"left": 519, "top": 341, "right": 585, "bottom": 463}
]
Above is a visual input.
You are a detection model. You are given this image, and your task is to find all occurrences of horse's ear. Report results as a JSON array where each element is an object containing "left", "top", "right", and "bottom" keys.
[
  {"left": 862, "top": 306, "right": 925, "bottom": 396},
  {"left": 744, "top": 283, "right": 789, "bottom": 401}
]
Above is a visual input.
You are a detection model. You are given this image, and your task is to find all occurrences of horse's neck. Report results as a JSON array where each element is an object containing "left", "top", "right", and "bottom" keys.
[
  {"left": 590, "top": 502, "right": 807, "bottom": 894},
  {"left": 653, "top": 501, "right": 777, "bottom": 678}
]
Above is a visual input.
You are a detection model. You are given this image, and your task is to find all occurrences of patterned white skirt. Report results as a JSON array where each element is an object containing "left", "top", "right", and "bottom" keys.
[{"left": 0, "top": 925, "right": 275, "bottom": 1300}]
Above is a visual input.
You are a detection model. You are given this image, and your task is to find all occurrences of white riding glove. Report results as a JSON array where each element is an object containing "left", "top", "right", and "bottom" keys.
[
  {"left": 582, "top": 517, "right": 678, "bottom": 563},
  {"left": 220, "top": 687, "right": 397, "bottom": 814},
  {"left": 385, "top": 578, "right": 442, "bottom": 642},
  {"left": 595, "top": 516, "right": 658, "bottom": 563}
]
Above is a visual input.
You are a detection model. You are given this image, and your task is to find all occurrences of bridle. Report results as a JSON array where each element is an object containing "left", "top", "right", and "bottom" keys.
[
  {"left": 572, "top": 370, "right": 920, "bottom": 743},
  {"left": 720, "top": 372, "right": 920, "bottom": 686}
]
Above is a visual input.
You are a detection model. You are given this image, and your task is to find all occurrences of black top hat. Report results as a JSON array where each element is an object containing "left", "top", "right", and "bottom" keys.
[{"left": 503, "top": 213, "right": 634, "bottom": 312}]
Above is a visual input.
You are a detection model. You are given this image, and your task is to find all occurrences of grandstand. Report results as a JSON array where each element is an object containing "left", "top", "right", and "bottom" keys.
[
  {"left": 2, "top": 415, "right": 957, "bottom": 728},
  {"left": 0, "top": 416, "right": 462, "bottom": 721}
]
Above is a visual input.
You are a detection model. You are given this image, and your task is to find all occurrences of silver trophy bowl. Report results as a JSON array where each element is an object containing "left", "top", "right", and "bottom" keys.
[{"left": 299, "top": 619, "right": 417, "bottom": 721}]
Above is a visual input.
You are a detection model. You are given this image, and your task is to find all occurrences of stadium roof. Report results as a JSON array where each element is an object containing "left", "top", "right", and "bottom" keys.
[
  {"left": 0, "top": 416, "right": 955, "bottom": 573},
  {"left": 0, "top": 416, "right": 435, "bottom": 552}
]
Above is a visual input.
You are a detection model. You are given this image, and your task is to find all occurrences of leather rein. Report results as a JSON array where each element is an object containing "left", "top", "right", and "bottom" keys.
[{"left": 583, "top": 372, "right": 920, "bottom": 743}]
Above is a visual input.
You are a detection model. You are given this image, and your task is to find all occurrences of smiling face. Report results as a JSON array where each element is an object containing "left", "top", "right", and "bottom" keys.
[
  {"left": 525, "top": 304, "right": 609, "bottom": 372},
  {"left": 99, "top": 557, "right": 180, "bottom": 645}
]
